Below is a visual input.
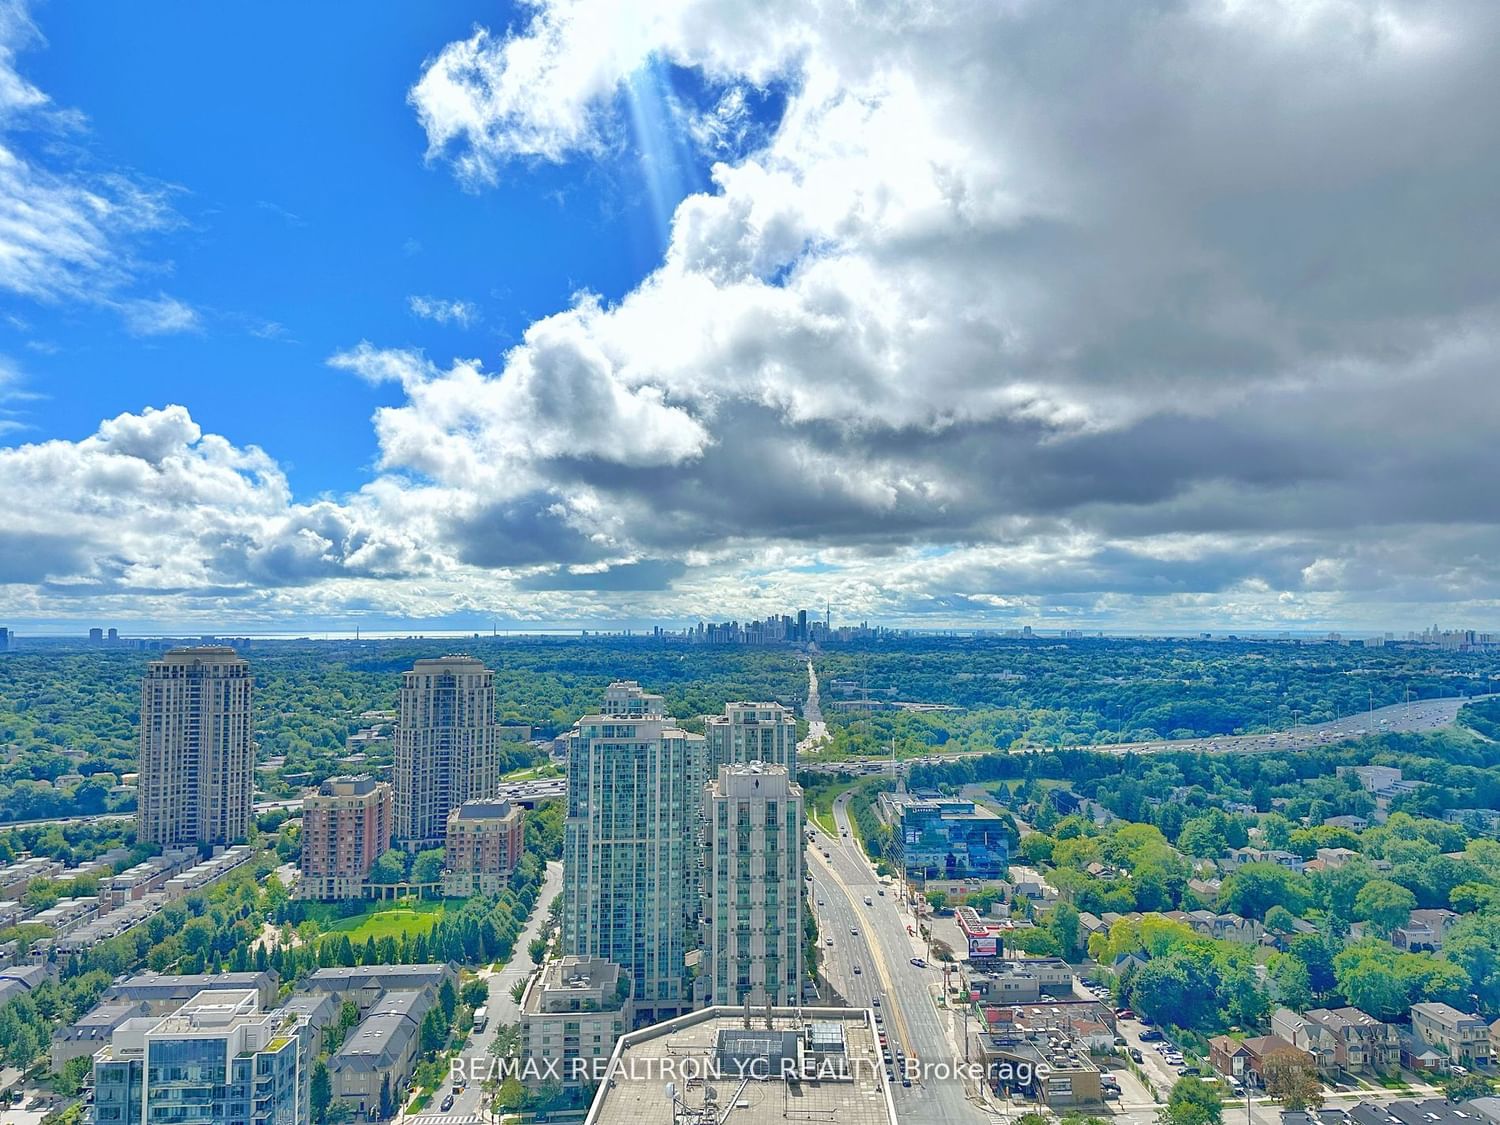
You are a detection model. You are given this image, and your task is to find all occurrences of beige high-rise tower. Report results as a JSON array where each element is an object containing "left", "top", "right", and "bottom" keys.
[
  {"left": 394, "top": 656, "right": 498, "bottom": 849},
  {"left": 701, "top": 761, "right": 805, "bottom": 1007},
  {"left": 138, "top": 647, "right": 254, "bottom": 848},
  {"left": 705, "top": 701, "right": 799, "bottom": 774}
]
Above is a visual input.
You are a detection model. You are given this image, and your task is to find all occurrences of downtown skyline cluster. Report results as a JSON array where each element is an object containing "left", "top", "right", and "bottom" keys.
[{"left": 2, "top": 2, "right": 1499, "bottom": 635}]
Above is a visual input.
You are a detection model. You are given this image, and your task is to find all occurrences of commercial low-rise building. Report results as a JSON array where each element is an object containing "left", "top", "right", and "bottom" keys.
[
  {"left": 963, "top": 958, "right": 1074, "bottom": 1005},
  {"left": 882, "top": 793, "right": 1009, "bottom": 881},
  {"left": 970, "top": 1026, "right": 1102, "bottom": 1107}
]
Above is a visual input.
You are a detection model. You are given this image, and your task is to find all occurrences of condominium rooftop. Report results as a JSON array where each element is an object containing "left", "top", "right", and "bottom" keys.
[{"left": 583, "top": 1007, "right": 895, "bottom": 1125}]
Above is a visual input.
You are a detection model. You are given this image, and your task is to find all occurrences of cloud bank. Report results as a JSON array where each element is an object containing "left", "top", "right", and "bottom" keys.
[{"left": 8, "top": 0, "right": 1500, "bottom": 629}]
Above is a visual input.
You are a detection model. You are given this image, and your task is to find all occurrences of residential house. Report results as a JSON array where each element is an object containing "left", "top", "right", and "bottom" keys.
[
  {"left": 1303, "top": 1007, "right": 1400, "bottom": 1073},
  {"left": 1272, "top": 1009, "right": 1338, "bottom": 1074},
  {"left": 50, "top": 1000, "right": 151, "bottom": 1071},
  {"left": 1314, "top": 847, "right": 1360, "bottom": 869},
  {"left": 1210, "top": 1034, "right": 1310, "bottom": 1088},
  {"left": 1209, "top": 1036, "right": 1254, "bottom": 1082},
  {"left": 328, "top": 988, "right": 435, "bottom": 1118},
  {"left": 1410, "top": 1002, "right": 1490, "bottom": 1065},
  {"left": 1226, "top": 847, "right": 1305, "bottom": 873},
  {"left": 1323, "top": 816, "right": 1369, "bottom": 831},
  {"left": 1399, "top": 1030, "right": 1447, "bottom": 1072},
  {"left": 1393, "top": 909, "right": 1458, "bottom": 953}
]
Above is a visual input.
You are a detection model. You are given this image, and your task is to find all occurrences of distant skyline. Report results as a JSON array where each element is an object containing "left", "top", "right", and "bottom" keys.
[{"left": 3, "top": 1, "right": 1500, "bottom": 633}]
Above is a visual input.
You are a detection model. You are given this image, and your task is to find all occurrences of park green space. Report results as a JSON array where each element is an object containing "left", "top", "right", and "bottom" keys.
[{"left": 298, "top": 898, "right": 454, "bottom": 942}]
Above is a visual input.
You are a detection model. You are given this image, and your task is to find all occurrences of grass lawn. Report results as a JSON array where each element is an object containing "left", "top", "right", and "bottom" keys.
[
  {"left": 304, "top": 898, "right": 454, "bottom": 942},
  {"left": 804, "top": 777, "right": 858, "bottom": 836},
  {"left": 500, "top": 763, "right": 562, "bottom": 781}
]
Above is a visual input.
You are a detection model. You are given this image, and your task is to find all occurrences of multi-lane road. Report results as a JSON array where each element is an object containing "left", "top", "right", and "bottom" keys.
[
  {"left": 444, "top": 859, "right": 564, "bottom": 1120},
  {"left": 810, "top": 794, "right": 987, "bottom": 1125},
  {"left": 799, "top": 658, "right": 830, "bottom": 755},
  {"left": 801, "top": 694, "right": 1492, "bottom": 775}
]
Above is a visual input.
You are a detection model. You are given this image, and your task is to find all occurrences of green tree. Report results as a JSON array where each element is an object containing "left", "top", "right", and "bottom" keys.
[
  {"left": 1048, "top": 902, "right": 1082, "bottom": 961},
  {"left": 369, "top": 849, "right": 406, "bottom": 885},
  {"left": 310, "top": 1060, "right": 332, "bottom": 1124},
  {"left": 461, "top": 978, "right": 490, "bottom": 1009},
  {"left": 412, "top": 848, "right": 446, "bottom": 885},
  {"left": 1159, "top": 1076, "right": 1223, "bottom": 1125},
  {"left": 1352, "top": 879, "right": 1417, "bottom": 935},
  {"left": 1261, "top": 1049, "right": 1323, "bottom": 1111},
  {"left": 378, "top": 1075, "right": 395, "bottom": 1120},
  {"left": 1178, "top": 817, "right": 1228, "bottom": 859},
  {"left": 53, "top": 1055, "right": 94, "bottom": 1097}
]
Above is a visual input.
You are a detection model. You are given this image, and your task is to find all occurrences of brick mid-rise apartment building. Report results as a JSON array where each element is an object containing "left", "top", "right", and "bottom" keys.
[
  {"left": 443, "top": 800, "right": 525, "bottom": 896},
  {"left": 299, "top": 776, "right": 394, "bottom": 899}
]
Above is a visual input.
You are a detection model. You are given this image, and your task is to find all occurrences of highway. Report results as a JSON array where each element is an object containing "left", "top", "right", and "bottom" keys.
[
  {"left": 799, "top": 658, "right": 830, "bottom": 756},
  {"left": 810, "top": 795, "right": 987, "bottom": 1125},
  {"left": 801, "top": 694, "right": 1492, "bottom": 775}
]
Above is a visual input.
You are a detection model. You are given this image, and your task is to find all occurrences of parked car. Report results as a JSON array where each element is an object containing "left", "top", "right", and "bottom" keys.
[
  {"left": 1115, "top": 1008, "right": 1136, "bottom": 1019},
  {"left": 1129, "top": 1048, "right": 1144, "bottom": 1064},
  {"left": 1114, "top": 1036, "right": 1128, "bottom": 1047},
  {"left": 1140, "top": 1029, "right": 1163, "bottom": 1042}
]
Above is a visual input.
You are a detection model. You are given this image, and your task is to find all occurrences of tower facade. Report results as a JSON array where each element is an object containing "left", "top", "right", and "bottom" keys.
[
  {"left": 702, "top": 762, "right": 805, "bottom": 1006},
  {"left": 393, "top": 656, "right": 498, "bottom": 849},
  {"left": 138, "top": 647, "right": 254, "bottom": 848},
  {"left": 705, "top": 701, "right": 798, "bottom": 774},
  {"left": 562, "top": 682, "right": 704, "bottom": 1023}
]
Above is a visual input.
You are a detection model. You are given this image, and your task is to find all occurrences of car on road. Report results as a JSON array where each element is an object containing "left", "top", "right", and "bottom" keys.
[
  {"left": 872, "top": 996, "right": 881, "bottom": 1006},
  {"left": 877, "top": 889, "right": 885, "bottom": 896},
  {"left": 440, "top": 1094, "right": 455, "bottom": 1112},
  {"left": 816, "top": 898, "right": 825, "bottom": 905},
  {"left": 864, "top": 896, "right": 873, "bottom": 905},
  {"left": 805, "top": 872, "right": 813, "bottom": 880},
  {"left": 825, "top": 937, "right": 834, "bottom": 946},
  {"left": 909, "top": 957, "right": 926, "bottom": 968},
  {"left": 853, "top": 964, "right": 862, "bottom": 974},
  {"left": 850, "top": 926, "right": 859, "bottom": 935}
]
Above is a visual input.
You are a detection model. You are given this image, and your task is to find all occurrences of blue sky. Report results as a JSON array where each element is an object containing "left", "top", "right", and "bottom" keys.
[
  {"left": 2, "top": 0, "right": 1498, "bottom": 635},
  {"left": 2, "top": 0, "right": 702, "bottom": 494}
]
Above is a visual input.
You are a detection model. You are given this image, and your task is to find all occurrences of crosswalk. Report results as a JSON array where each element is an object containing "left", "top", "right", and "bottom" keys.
[{"left": 406, "top": 1115, "right": 483, "bottom": 1125}]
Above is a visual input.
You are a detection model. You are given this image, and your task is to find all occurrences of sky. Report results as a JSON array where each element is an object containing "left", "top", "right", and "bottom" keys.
[{"left": 1, "top": 0, "right": 1498, "bottom": 635}]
